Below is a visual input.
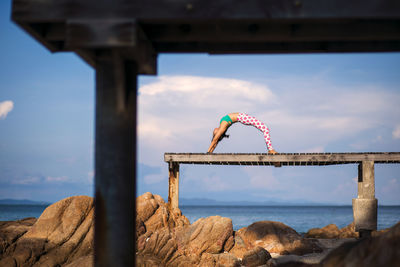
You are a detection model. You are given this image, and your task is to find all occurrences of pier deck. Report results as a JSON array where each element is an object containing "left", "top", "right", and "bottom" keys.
[{"left": 164, "top": 152, "right": 400, "bottom": 166}]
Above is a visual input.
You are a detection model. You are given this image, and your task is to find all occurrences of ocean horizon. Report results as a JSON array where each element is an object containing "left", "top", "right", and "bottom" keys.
[{"left": 1, "top": 204, "right": 399, "bottom": 234}]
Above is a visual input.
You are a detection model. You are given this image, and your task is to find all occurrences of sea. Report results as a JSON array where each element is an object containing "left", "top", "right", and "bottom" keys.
[{"left": 1, "top": 204, "right": 399, "bottom": 234}]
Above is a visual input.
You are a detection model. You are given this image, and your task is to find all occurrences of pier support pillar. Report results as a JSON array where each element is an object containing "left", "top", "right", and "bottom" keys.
[
  {"left": 352, "top": 160, "right": 377, "bottom": 238},
  {"left": 94, "top": 51, "right": 136, "bottom": 267},
  {"left": 168, "top": 162, "right": 180, "bottom": 211}
]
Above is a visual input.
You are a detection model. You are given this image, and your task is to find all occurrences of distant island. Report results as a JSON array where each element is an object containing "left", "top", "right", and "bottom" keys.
[
  {"left": 0, "top": 199, "right": 50, "bottom": 205},
  {"left": 1, "top": 197, "right": 397, "bottom": 206}
]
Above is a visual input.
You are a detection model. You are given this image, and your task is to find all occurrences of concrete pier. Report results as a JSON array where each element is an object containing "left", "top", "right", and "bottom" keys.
[{"left": 353, "top": 161, "right": 377, "bottom": 237}]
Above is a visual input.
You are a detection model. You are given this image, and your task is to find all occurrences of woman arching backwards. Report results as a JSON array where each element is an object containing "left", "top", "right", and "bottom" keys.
[{"left": 207, "top": 112, "right": 278, "bottom": 154}]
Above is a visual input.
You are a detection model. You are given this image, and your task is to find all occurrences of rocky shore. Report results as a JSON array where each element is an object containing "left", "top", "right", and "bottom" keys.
[{"left": 0, "top": 193, "right": 399, "bottom": 266}]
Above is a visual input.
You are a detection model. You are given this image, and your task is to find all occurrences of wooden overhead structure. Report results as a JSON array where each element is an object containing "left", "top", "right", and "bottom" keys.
[
  {"left": 11, "top": 0, "right": 400, "bottom": 266},
  {"left": 12, "top": 0, "right": 400, "bottom": 74}
]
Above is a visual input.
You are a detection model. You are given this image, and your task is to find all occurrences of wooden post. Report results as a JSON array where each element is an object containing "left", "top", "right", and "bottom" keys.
[
  {"left": 168, "top": 162, "right": 180, "bottom": 210},
  {"left": 352, "top": 161, "right": 377, "bottom": 238},
  {"left": 94, "top": 51, "right": 136, "bottom": 267}
]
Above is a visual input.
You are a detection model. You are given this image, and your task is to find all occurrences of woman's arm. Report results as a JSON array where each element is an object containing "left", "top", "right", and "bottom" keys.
[
  {"left": 207, "top": 124, "right": 228, "bottom": 153},
  {"left": 207, "top": 139, "right": 218, "bottom": 153}
]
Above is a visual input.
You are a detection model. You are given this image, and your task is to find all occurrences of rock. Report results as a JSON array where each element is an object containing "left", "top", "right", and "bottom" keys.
[
  {"left": 64, "top": 255, "right": 93, "bottom": 267},
  {"left": 200, "top": 252, "right": 241, "bottom": 267},
  {"left": 237, "top": 221, "right": 322, "bottom": 255},
  {"left": 270, "top": 261, "right": 317, "bottom": 267},
  {"left": 305, "top": 224, "right": 340, "bottom": 239},
  {"left": 242, "top": 246, "right": 271, "bottom": 267},
  {"left": 305, "top": 221, "right": 389, "bottom": 239},
  {"left": 322, "top": 221, "right": 400, "bottom": 267},
  {"left": 137, "top": 215, "right": 236, "bottom": 266},
  {"left": 0, "top": 217, "right": 36, "bottom": 255},
  {"left": 337, "top": 222, "right": 358, "bottom": 238},
  {"left": 305, "top": 222, "right": 359, "bottom": 239},
  {"left": 178, "top": 216, "right": 234, "bottom": 255},
  {"left": 136, "top": 253, "right": 164, "bottom": 267},
  {"left": 138, "top": 227, "right": 179, "bottom": 265},
  {"left": 136, "top": 192, "right": 189, "bottom": 235},
  {"left": 230, "top": 234, "right": 249, "bottom": 259},
  {"left": 0, "top": 196, "right": 94, "bottom": 267}
]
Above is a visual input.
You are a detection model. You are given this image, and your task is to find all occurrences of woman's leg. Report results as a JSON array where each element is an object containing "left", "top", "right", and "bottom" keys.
[{"left": 237, "top": 113, "right": 274, "bottom": 151}]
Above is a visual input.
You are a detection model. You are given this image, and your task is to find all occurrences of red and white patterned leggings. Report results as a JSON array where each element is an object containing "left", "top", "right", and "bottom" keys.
[{"left": 237, "top": 113, "right": 274, "bottom": 151}]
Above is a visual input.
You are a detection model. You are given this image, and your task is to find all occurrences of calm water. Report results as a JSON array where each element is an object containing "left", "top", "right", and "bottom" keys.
[
  {"left": 181, "top": 205, "right": 400, "bottom": 233},
  {"left": 0, "top": 204, "right": 50, "bottom": 221},
  {"left": 1, "top": 204, "right": 399, "bottom": 234}
]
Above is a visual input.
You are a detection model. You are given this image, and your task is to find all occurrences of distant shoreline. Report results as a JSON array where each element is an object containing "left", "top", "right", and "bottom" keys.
[
  {"left": 1, "top": 198, "right": 399, "bottom": 207},
  {"left": 0, "top": 199, "right": 51, "bottom": 205}
]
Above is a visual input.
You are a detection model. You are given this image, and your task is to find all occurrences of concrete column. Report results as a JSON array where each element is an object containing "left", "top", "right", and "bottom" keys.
[
  {"left": 94, "top": 51, "right": 136, "bottom": 266},
  {"left": 168, "top": 162, "right": 180, "bottom": 211},
  {"left": 352, "top": 161, "right": 377, "bottom": 237}
]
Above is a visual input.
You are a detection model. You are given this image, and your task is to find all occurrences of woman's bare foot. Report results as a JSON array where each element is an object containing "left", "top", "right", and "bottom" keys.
[{"left": 268, "top": 149, "right": 278, "bottom": 155}]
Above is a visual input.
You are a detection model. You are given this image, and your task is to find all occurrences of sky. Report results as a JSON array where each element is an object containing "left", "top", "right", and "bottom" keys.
[{"left": 1, "top": 1, "right": 400, "bottom": 205}]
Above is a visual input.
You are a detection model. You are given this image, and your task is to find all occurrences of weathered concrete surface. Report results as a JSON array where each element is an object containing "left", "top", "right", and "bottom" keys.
[{"left": 352, "top": 198, "right": 377, "bottom": 232}]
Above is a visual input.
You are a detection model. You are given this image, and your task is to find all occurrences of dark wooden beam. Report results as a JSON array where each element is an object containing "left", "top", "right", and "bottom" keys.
[
  {"left": 142, "top": 20, "right": 400, "bottom": 42},
  {"left": 12, "top": 0, "right": 400, "bottom": 68},
  {"left": 94, "top": 51, "right": 137, "bottom": 267},
  {"left": 154, "top": 40, "right": 400, "bottom": 54},
  {"left": 11, "top": 0, "right": 400, "bottom": 21}
]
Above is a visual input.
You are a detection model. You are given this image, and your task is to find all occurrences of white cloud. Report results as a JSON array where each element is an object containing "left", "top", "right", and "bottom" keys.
[
  {"left": 140, "top": 75, "right": 275, "bottom": 104},
  {"left": 11, "top": 176, "right": 41, "bottom": 185},
  {"left": 0, "top": 100, "right": 14, "bottom": 119},
  {"left": 46, "top": 176, "right": 69, "bottom": 182},
  {"left": 138, "top": 75, "right": 277, "bottom": 162},
  {"left": 393, "top": 125, "right": 400, "bottom": 139},
  {"left": 138, "top": 75, "right": 400, "bottom": 164}
]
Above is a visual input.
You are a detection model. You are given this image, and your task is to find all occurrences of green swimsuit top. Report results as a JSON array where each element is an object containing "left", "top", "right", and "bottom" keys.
[{"left": 220, "top": 114, "right": 233, "bottom": 125}]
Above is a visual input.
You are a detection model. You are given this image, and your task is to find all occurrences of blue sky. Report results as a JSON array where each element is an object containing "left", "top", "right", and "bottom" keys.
[{"left": 1, "top": 1, "right": 400, "bottom": 204}]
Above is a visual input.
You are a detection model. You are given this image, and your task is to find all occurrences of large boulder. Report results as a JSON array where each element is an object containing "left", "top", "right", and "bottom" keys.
[
  {"left": 337, "top": 222, "right": 358, "bottom": 238},
  {"left": 322, "top": 221, "right": 400, "bottom": 267},
  {"left": 137, "top": 215, "right": 235, "bottom": 266},
  {"left": 136, "top": 192, "right": 189, "bottom": 236},
  {"left": 241, "top": 246, "right": 271, "bottom": 267},
  {"left": 236, "top": 221, "right": 322, "bottom": 255},
  {"left": 177, "top": 216, "right": 234, "bottom": 255},
  {"left": 0, "top": 217, "right": 36, "bottom": 255},
  {"left": 305, "top": 224, "right": 341, "bottom": 239},
  {"left": 199, "top": 252, "right": 241, "bottom": 267},
  {"left": 305, "top": 222, "right": 388, "bottom": 239},
  {"left": 0, "top": 196, "right": 94, "bottom": 267}
]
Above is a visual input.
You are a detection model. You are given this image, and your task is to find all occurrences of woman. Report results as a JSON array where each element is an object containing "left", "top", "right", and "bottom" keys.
[{"left": 207, "top": 112, "right": 278, "bottom": 154}]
